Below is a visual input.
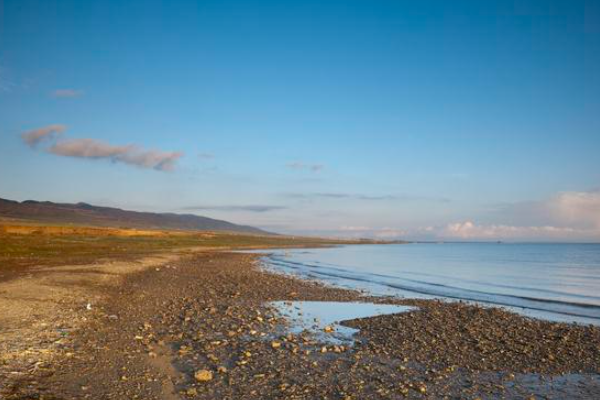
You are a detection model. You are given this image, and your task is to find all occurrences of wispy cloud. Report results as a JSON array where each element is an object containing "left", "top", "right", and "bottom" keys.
[
  {"left": 21, "top": 125, "right": 183, "bottom": 171},
  {"left": 313, "top": 193, "right": 396, "bottom": 200},
  {"left": 0, "top": 66, "right": 39, "bottom": 93},
  {"left": 21, "top": 125, "right": 66, "bottom": 147},
  {"left": 339, "top": 226, "right": 408, "bottom": 238},
  {"left": 198, "top": 153, "right": 214, "bottom": 160},
  {"left": 0, "top": 66, "right": 16, "bottom": 92},
  {"left": 52, "top": 89, "right": 83, "bottom": 98},
  {"left": 182, "top": 205, "right": 287, "bottom": 213},
  {"left": 286, "top": 161, "right": 324, "bottom": 172},
  {"left": 286, "top": 192, "right": 450, "bottom": 202},
  {"left": 50, "top": 139, "right": 182, "bottom": 171}
]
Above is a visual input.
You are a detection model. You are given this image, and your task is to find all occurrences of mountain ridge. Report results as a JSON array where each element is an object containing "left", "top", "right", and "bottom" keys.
[{"left": 0, "top": 197, "right": 272, "bottom": 235}]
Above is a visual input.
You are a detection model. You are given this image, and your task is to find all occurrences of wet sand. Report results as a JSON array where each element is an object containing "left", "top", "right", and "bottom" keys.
[{"left": 2, "top": 251, "right": 599, "bottom": 399}]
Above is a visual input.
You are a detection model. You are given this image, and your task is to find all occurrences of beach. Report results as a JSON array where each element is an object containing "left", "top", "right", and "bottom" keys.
[
  {"left": 2, "top": 245, "right": 599, "bottom": 399},
  {"left": 3, "top": 2, "right": 598, "bottom": 398}
]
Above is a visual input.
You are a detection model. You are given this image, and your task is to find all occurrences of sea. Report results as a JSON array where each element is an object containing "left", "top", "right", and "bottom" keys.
[{"left": 255, "top": 243, "right": 600, "bottom": 326}]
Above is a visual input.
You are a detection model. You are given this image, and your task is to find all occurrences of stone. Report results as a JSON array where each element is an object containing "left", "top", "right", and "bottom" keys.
[{"left": 194, "top": 370, "right": 213, "bottom": 382}]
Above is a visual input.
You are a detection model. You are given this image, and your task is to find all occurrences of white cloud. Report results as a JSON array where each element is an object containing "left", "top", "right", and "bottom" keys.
[
  {"left": 21, "top": 126, "right": 183, "bottom": 171},
  {"left": 435, "top": 190, "right": 600, "bottom": 242},
  {"left": 438, "top": 221, "right": 597, "bottom": 241},
  {"left": 49, "top": 139, "right": 182, "bottom": 171}
]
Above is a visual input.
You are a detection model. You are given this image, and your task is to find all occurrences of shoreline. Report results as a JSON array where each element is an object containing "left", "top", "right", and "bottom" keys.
[
  {"left": 257, "top": 245, "right": 600, "bottom": 327},
  {"left": 1, "top": 249, "right": 599, "bottom": 399}
]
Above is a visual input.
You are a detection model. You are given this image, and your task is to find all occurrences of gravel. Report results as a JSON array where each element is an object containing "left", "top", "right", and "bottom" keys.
[{"left": 3, "top": 252, "right": 599, "bottom": 399}]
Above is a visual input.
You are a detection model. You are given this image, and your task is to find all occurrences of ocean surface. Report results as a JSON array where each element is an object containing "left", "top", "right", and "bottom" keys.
[{"left": 256, "top": 243, "right": 600, "bottom": 326}]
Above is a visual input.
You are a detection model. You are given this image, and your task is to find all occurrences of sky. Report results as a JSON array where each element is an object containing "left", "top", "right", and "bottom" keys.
[{"left": 1, "top": 0, "right": 599, "bottom": 242}]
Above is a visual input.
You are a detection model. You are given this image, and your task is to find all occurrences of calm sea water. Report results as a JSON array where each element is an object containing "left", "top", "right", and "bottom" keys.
[{"left": 258, "top": 243, "right": 600, "bottom": 326}]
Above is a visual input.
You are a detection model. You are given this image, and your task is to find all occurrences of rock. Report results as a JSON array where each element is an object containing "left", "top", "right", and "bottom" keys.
[
  {"left": 271, "top": 341, "right": 281, "bottom": 349},
  {"left": 194, "top": 370, "right": 213, "bottom": 382}
]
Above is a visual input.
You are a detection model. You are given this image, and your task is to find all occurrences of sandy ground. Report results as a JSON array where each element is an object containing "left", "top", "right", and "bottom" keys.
[
  {"left": 0, "top": 249, "right": 184, "bottom": 392},
  {"left": 1, "top": 250, "right": 599, "bottom": 399}
]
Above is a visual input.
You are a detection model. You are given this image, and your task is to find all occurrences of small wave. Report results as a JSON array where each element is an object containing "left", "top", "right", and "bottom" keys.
[{"left": 266, "top": 256, "right": 600, "bottom": 322}]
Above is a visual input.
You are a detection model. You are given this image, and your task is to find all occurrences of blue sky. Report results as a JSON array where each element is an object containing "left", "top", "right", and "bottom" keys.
[{"left": 1, "top": 0, "right": 599, "bottom": 241}]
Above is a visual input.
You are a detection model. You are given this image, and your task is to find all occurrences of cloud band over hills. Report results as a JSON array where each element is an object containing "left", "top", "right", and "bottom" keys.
[
  {"left": 284, "top": 190, "right": 600, "bottom": 242},
  {"left": 182, "top": 205, "right": 287, "bottom": 213},
  {"left": 21, "top": 125, "right": 183, "bottom": 171}
]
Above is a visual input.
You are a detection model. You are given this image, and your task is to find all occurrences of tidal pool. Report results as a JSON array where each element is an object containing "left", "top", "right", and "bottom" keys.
[{"left": 270, "top": 301, "right": 414, "bottom": 344}]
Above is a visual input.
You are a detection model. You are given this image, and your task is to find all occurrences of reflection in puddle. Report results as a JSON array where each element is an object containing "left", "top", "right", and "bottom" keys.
[{"left": 270, "top": 301, "right": 414, "bottom": 344}]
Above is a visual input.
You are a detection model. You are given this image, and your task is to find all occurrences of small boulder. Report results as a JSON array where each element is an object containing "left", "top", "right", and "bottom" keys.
[{"left": 194, "top": 370, "right": 213, "bottom": 382}]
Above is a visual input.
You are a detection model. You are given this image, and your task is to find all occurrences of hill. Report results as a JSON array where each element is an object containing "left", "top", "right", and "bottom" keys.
[{"left": 0, "top": 197, "right": 272, "bottom": 235}]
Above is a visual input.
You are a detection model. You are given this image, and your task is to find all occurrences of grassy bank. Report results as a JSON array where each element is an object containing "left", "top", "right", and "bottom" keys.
[{"left": 0, "top": 222, "right": 371, "bottom": 275}]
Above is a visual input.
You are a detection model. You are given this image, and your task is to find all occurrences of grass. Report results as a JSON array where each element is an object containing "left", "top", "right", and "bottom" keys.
[{"left": 0, "top": 223, "right": 369, "bottom": 274}]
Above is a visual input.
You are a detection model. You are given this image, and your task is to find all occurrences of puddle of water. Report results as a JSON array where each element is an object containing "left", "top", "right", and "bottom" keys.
[{"left": 270, "top": 301, "right": 414, "bottom": 344}]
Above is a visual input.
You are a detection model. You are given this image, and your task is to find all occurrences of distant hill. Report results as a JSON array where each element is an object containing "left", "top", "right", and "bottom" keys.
[{"left": 0, "top": 197, "right": 272, "bottom": 235}]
